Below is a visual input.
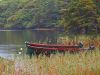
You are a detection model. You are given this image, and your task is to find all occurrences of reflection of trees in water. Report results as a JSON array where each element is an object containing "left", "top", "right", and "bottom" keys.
[
  {"left": 5, "top": 31, "right": 25, "bottom": 44},
  {"left": 0, "top": 31, "right": 7, "bottom": 44},
  {"left": 0, "top": 30, "right": 58, "bottom": 45},
  {"left": 32, "top": 30, "right": 58, "bottom": 44},
  {"left": 0, "top": 31, "right": 27, "bottom": 45}
]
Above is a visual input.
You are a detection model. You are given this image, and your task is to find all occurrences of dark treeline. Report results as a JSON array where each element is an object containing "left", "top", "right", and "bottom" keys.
[
  {"left": 0, "top": 0, "right": 100, "bottom": 34},
  {"left": 0, "top": 0, "right": 65, "bottom": 29},
  {"left": 60, "top": 0, "right": 100, "bottom": 34}
]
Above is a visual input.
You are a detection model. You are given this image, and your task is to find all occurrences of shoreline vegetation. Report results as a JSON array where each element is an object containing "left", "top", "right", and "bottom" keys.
[{"left": 0, "top": 49, "right": 100, "bottom": 75}]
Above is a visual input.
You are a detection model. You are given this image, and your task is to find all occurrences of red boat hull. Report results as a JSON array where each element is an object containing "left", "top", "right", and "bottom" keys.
[
  {"left": 25, "top": 42, "right": 80, "bottom": 49},
  {"left": 25, "top": 42, "right": 83, "bottom": 58}
]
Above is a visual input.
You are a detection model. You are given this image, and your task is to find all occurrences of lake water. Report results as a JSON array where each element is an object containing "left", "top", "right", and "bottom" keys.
[{"left": 0, "top": 30, "right": 60, "bottom": 59}]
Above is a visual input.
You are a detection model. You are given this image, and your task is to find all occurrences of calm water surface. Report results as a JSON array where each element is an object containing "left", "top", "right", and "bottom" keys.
[{"left": 0, "top": 30, "right": 60, "bottom": 59}]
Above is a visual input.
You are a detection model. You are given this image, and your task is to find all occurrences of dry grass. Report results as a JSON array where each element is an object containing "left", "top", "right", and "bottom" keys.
[
  {"left": 0, "top": 49, "right": 100, "bottom": 75},
  {"left": 0, "top": 57, "right": 14, "bottom": 75},
  {"left": 58, "top": 35, "right": 100, "bottom": 48}
]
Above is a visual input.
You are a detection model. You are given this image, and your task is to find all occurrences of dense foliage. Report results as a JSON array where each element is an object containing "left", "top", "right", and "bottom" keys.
[
  {"left": 60, "top": 0, "right": 100, "bottom": 34},
  {"left": 0, "top": 0, "right": 100, "bottom": 34},
  {"left": 0, "top": 0, "right": 65, "bottom": 29}
]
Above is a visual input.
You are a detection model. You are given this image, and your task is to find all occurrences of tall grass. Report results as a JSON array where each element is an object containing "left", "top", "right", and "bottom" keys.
[
  {"left": 0, "top": 57, "right": 14, "bottom": 75},
  {"left": 0, "top": 49, "right": 100, "bottom": 75},
  {"left": 58, "top": 35, "right": 100, "bottom": 48}
]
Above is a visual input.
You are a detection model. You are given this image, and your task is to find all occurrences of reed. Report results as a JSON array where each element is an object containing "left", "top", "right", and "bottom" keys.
[
  {"left": 58, "top": 35, "right": 100, "bottom": 48},
  {"left": 0, "top": 49, "right": 100, "bottom": 75}
]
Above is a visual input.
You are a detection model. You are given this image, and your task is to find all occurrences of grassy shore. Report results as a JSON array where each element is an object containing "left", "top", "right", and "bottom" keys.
[
  {"left": 58, "top": 35, "right": 100, "bottom": 48},
  {"left": 0, "top": 49, "right": 100, "bottom": 75}
]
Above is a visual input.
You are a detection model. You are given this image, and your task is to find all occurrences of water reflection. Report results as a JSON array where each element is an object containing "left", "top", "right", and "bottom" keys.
[
  {"left": 0, "top": 30, "right": 58, "bottom": 45},
  {"left": 0, "top": 30, "right": 59, "bottom": 58}
]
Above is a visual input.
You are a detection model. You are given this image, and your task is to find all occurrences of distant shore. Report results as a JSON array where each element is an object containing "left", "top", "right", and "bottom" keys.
[{"left": 0, "top": 27, "right": 64, "bottom": 31}]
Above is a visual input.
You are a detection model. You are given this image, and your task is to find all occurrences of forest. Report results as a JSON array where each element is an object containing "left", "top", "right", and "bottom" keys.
[{"left": 0, "top": 0, "right": 100, "bottom": 34}]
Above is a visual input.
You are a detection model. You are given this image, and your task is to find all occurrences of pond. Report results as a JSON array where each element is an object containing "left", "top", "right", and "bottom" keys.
[{"left": 0, "top": 29, "right": 60, "bottom": 59}]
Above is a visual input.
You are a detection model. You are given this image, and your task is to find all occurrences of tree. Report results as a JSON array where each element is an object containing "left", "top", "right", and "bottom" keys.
[
  {"left": 0, "top": 0, "right": 63, "bottom": 29},
  {"left": 60, "top": 0, "right": 100, "bottom": 34},
  {"left": 95, "top": 0, "right": 100, "bottom": 15}
]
